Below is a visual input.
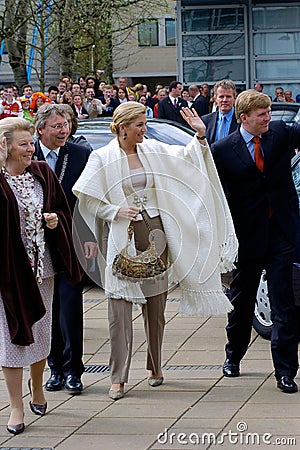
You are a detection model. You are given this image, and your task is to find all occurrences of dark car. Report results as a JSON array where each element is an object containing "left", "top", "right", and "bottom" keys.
[
  {"left": 76, "top": 118, "right": 194, "bottom": 149},
  {"left": 270, "top": 102, "right": 300, "bottom": 125}
]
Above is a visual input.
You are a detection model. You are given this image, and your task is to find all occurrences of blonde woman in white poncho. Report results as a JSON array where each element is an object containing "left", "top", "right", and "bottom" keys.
[{"left": 73, "top": 102, "right": 238, "bottom": 400}]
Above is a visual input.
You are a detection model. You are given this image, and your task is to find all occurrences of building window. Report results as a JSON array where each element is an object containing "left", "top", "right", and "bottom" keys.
[
  {"left": 254, "top": 32, "right": 300, "bottom": 56},
  {"left": 256, "top": 59, "right": 300, "bottom": 80},
  {"left": 182, "top": 34, "right": 244, "bottom": 58},
  {"left": 182, "top": 8, "right": 244, "bottom": 32},
  {"left": 165, "top": 19, "right": 176, "bottom": 46},
  {"left": 253, "top": 5, "right": 300, "bottom": 82},
  {"left": 183, "top": 59, "right": 245, "bottom": 84},
  {"left": 138, "top": 20, "right": 158, "bottom": 47},
  {"left": 253, "top": 6, "right": 300, "bottom": 30},
  {"left": 180, "top": 6, "right": 246, "bottom": 85}
]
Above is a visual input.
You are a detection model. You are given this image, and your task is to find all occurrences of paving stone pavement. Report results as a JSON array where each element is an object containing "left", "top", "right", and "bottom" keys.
[{"left": 0, "top": 285, "right": 299, "bottom": 449}]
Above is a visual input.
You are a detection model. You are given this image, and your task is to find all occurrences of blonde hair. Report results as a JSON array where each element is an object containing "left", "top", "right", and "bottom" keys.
[
  {"left": 0, "top": 117, "right": 35, "bottom": 153},
  {"left": 235, "top": 89, "right": 271, "bottom": 123},
  {"left": 110, "top": 102, "right": 146, "bottom": 135},
  {"left": 157, "top": 88, "right": 167, "bottom": 97},
  {"left": 213, "top": 79, "right": 236, "bottom": 97}
]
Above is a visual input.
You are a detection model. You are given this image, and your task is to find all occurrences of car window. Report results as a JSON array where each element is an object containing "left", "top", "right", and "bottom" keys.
[
  {"left": 76, "top": 119, "right": 193, "bottom": 149},
  {"left": 271, "top": 103, "right": 300, "bottom": 125},
  {"left": 145, "top": 122, "right": 193, "bottom": 145},
  {"left": 271, "top": 110, "right": 298, "bottom": 124},
  {"left": 76, "top": 131, "right": 113, "bottom": 149}
]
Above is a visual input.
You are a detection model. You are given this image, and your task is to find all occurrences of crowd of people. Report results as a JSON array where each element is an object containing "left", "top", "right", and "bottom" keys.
[
  {"left": 0, "top": 77, "right": 213, "bottom": 123},
  {"left": 0, "top": 77, "right": 298, "bottom": 125},
  {"left": 0, "top": 74, "right": 300, "bottom": 436}
]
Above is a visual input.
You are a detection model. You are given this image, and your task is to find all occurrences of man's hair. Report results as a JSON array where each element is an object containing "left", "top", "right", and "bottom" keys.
[
  {"left": 22, "top": 84, "right": 32, "bottom": 91},
  {"left": 255, "top": 82, "right": 264, "bottom": 90},
  {"left": 168, "top": 80, "right": 182, "bottom": 92},
  {"left": 213, "top": 79, "right": 237, "bottom": 97},
  {"left": 85, "top": 86, "right": 95, "bottom": 94},
  {"left": 34, "top": 103, "right": 66, "bottom": 137},
  {"left": 86, "top": 76, "right": 96, "bottom": 84},
  {"left": 188, "top": 84, "right": 200, "bottom": 93},
  {"left": 48, "top": 85, "right": 58, "bottom": 93},
  {"left": 235, "top": 89, "right": 271, "bottom": 123}
]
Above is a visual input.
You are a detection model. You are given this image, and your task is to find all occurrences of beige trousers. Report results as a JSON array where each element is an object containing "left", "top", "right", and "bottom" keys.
[{"left": 108, "top": 213, "right": 168, "bottom": 384}]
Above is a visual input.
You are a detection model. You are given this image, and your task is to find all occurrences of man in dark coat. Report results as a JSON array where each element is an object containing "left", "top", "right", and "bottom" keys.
[
  {"left": 158, "top": 80, "right": 189, "bottom": 127},
  {"left": 33, "top": 103, "right": 97, "bottom": 395},
  {"left": 212, "top": 89, "right": 300, "bottom": 393},
  {"left": 188, "top": 84, "right": 208, "bottom": 117},
  {"left": 201, "top": 79, "right": 238, "bottom": 145}
]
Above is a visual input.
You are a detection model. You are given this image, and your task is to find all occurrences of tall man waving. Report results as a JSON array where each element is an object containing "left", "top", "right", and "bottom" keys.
[{"left": 212, "top": 90, "right": 299, "bottom": 393}]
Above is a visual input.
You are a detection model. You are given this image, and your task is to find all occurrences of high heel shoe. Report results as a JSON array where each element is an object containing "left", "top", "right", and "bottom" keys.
[
  {"left": 7, "top": 422, "right": 25, "bottom": 435},
  {"left": 7, "top": 412, "right": 25, "bottom": 435},
  {"left": 28, "top": 379, "right": 47, "bottom": 416}
]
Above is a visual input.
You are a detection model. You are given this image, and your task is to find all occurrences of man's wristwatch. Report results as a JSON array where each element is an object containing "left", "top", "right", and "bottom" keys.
[{"left": 196, "top": 134, "right": 206, "bottom": 140}]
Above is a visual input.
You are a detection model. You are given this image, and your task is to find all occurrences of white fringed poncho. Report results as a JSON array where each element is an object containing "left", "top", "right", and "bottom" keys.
[{"left": 73, "top": 136, "right": 238, "bottom": 316}]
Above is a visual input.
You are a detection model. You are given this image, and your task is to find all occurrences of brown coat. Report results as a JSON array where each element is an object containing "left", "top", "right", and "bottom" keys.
[{"left": 0, "top": 161, "right": 82, "bottom": 346}]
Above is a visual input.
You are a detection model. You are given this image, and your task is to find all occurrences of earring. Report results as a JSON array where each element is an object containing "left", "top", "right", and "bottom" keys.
[{"left": 123, "top": 132, "right": 127, "bottom": 140}]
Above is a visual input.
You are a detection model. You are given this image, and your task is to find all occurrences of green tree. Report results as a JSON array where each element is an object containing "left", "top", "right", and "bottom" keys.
[
  {"left": 3, "top": 0, "right": 30, "bottom": 87},
  {"left": 1, "top": 0, "right": 171, "bottom": 88}
]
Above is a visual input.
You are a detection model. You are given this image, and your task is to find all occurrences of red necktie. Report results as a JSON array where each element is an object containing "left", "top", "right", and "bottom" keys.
[
  {"left": 253, "top": 136, "right": 272, "bottom": 216},
  {"left": 253, "top": 136, "right": 264, "bottom": 172}
]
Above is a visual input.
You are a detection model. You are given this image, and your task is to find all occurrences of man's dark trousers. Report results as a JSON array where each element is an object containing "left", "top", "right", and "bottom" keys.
[
  {"left": 226, "top": 219, "right": 299, "bottom": 380},
  {"left": 47, "top": 272, "right": 85, "bottom": 378}
]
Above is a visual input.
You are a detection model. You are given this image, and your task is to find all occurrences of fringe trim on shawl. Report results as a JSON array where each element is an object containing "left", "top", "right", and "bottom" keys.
[
  {"left": 105, "top": 265, "right": 147, "bottom": 305},
  {"left": 219, "top": 233, "right": 238, "bottom": 274},
  {"left": 177, "top": 286, "right": 233, "bottom": 316}
]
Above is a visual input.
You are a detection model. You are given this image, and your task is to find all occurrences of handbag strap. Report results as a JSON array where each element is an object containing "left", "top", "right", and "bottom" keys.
[
  {"left": 127, "top": 208, "right": 152, "bottom": 241},
  {"left": 140, "top": 208, "right": 152, "bottom": 233}
]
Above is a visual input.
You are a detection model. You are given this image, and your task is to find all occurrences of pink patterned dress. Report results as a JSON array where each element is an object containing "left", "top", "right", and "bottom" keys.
[{"left": 0, "top": 170, "right": 54, "bottom": 367}]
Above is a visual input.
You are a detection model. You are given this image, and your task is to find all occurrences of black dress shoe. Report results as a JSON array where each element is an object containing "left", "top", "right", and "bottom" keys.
[
  {"left": 65, "top": 375, "right": 83, "bottom": 395},
  {"left": 7, "top": 423, "right": 25, "bottom": 435},
  {"left": 277, "top": 376, "right": 298, "bottom": 393},
  {"left": 223, "top": 359, "right": 240, "bottom": 377},
  {"left": 45, "top": 373, "right": 65, "bottom": 391}
]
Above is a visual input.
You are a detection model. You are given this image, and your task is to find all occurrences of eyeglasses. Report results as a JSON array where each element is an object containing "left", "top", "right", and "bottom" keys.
[{"left": 50, "top": 122, "right": 69, "bottom": 130}]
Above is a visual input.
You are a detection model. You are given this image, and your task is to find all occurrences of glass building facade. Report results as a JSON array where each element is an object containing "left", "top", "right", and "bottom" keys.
[{"left": 176, "top": 0, "right": 300, "bottom": 99}]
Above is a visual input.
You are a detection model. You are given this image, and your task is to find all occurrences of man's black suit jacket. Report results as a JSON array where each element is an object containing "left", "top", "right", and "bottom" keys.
[
  {"left": 158, "top": 96, "right": 189, "bottom": 126},
  {"left": 34, "top": 139, "right": 95, "bottom": 260},
  {"left": 191, "top": 95, "right": 209, "bottom": 117},
  {"left": 212, "top": 121, "right": 300, "bottom": 261},
  {"left": 34, "top": 140, "right": 91, "bottom": 213},
  {"left": 202, "top": 110, "right": 238, "bottom": 145}
]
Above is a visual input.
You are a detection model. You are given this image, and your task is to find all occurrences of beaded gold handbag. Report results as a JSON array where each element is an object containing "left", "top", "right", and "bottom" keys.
[{"left": 112, "top": 210, "right": 167, "bottom": 280}]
